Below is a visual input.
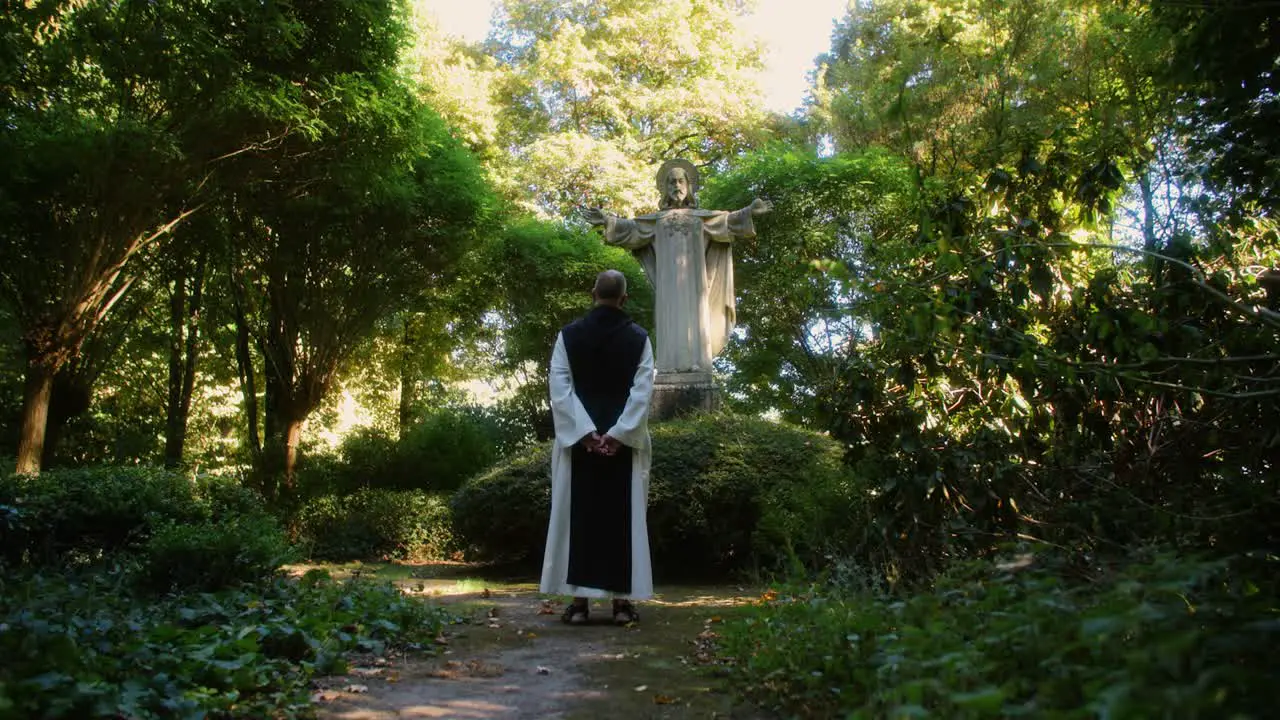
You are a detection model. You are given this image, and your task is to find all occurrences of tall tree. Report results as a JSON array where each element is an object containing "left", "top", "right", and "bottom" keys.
[
  {"left": 483, "top": 0, "right": 773, "bottom": 217},
  {"left": 702, "top": 145, "right": 916, "bottom": 424},
  {"left": 0, "top": 0, "right": 430, "bottom": 473},
  {"left": 234, "top": 95, "right": 491, "bottom": 494},
  {"left": 162, "top": 221, "right": 214, "bottom": 468},
  {"left": 1150, "top": 0, "right": 1280, "bottom": 220},
  {"left": 404, "top": 2, "right": 505, "bottom": 160},
  {"left": 789, "top": 0, "right": 1280, "bottom": 567},
  {"left": 814, "top": 0, "right": 1175, "bottom": 198}
]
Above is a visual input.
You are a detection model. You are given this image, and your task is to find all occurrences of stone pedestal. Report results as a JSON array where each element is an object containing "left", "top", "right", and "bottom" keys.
[{"left": 650, "top": 371, "right": 721, "bottom": 422}]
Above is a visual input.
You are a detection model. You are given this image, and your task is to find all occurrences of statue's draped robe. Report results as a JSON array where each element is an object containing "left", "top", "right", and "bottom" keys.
[
  {"left": 540, "top": 306, "right": 656, "bottom": 599},
  {"left": 604, "top": 208, "right": 755, "bottom": 372}
]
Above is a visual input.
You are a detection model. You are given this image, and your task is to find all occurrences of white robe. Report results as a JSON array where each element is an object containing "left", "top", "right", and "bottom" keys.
[
  {"left": 539, "top": 332, "right": 656, "bottom": 600},
  {"left": 603, "top": 207, "right": 755, "bottom": 373}
]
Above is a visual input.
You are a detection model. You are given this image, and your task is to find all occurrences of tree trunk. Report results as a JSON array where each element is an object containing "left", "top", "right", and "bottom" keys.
[
  {"left": 164, "top": 266, "right": 189, "bottom": 466},
  {"left": 398, "top": 315, "right": 417, "bottom": 438},
  {"left": 1139, "top": 169, "right": 1162, "bottom": 283},
  {"left": 15, "top": 363, "right": 55, "bottom": 475},
  {"left": 233, "top": 298, "right": 261, "bottom": 460},
  {"left": 164, "top": 253, "right": 207, "bottom": 467},
  {"left": 42, "top": 368, "right": 95, "bottom": 468},
  {"left": 282, "top": 416, "right": 304, "bottom": 493}
]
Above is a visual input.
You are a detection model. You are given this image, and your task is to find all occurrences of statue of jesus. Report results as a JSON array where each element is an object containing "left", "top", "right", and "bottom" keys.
[{"left": 582, "top": 160, "right": 771, "bottom": 374}]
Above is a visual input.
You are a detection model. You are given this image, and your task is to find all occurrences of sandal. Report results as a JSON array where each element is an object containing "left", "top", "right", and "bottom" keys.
[
  {"left": 561, "top": 601, "right": 589, "bottom": 625},
  {"left": 612, "top": 600, "right": 639, "bottom": 626}
]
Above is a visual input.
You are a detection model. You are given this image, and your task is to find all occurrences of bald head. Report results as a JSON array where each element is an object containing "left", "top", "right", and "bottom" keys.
[{"left": 592, "top": 269, "right": 628, "bottom": 305}]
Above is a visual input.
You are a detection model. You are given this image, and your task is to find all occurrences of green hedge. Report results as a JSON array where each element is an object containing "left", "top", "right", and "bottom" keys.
[
  {"left": 450, "top": 412, "right": 866, "bottom": 579},
  {"left": 295, "top": 488, "right": 454, "bottom": 561},
  {"left": 716, "top": 549, "right": 1278, "bottom": 718},
  {"left": 138, "top": 514, "right": 293, "bottom": 594},
  {"left": 299, "top": 404, "right": 534, "bottom": 496},
  {"left": 0, "top": 466, "right": 291, "bottom": 591},
  {"left": 0, "top": 466, "right": 203, "bottom": 565}
]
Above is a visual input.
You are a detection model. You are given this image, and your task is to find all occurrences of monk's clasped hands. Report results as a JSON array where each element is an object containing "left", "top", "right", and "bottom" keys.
[{"left": 582, "top": 431, "right": 622, "bottom": 456}]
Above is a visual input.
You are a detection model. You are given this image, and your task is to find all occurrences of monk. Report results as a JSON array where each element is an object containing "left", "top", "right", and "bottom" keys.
[{"left": 539, "top": 270, "right": 656, "bottom": 625}]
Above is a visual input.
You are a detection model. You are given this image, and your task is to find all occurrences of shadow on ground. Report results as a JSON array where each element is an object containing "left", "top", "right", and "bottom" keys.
[{"left": 296, "top": 561, "right": 771, "bottom": 719}]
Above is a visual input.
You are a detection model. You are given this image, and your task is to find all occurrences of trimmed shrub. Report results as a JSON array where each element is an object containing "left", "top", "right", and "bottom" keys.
[
  {"left": 0, "top": 466, "right": 207, "bottom": 565},
  {"left": 403, "top": 405, "right": 527, "bottom": 492},
  {"left": 298, "top": 405, "right": 535, "bottom": 496},
  {"left": 0, "top": 466, "right": 292, "bottom": 590},
  {"left": 450, "top": 412, "right": 865, "bottom": 579},
  {"left": 139, "top": 514, "right": 294, "bottom": 593},
  {"left": 296, "top": 488, "right": 453, "bottom": 561},
  {"left": 450, "top": 442, "right": 554, "bottom": 566}
]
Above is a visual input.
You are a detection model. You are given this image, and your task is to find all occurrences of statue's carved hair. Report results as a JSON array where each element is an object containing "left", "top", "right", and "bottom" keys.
[{"left": 657, "top": 159, "right": 699, "bottom": 210}]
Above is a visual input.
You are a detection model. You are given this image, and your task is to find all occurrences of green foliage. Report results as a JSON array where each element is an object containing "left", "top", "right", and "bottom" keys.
[
  {"left": 718, "top": 549, "right": 1278, "bottom": 718},
  {"left": 484, "top": 0, "right": 772, "bottom": 217},
  {"left": 701, "top": 145, "right": 917, "bottom": 421},
  {"left": 451, "top": 413, "right": 865, "bottom": 578},
  {"left": 0, "top": 465, "right": 292, "bottom": 590},
  {"left": 0, "top": 0, "right": 440, "bottom": 474},
  {"left": 0, "top": 571, "right": 447, "bottom": 719},
  {"left": 816, "top": 0, "right": 1172, "bottom": 182},
  {"left": 705, "top": 0, "right": 1280, "bottom": 585},
  {"left": 236, "top": 86, "right": 495, "bottom": 488},
  {"left": 139, "top": 514, "right": 293, "bottom": 593},
  {"left": 301, "top": 404, "right": 534, "bottom": 495},
  {"left": 1153, "top": 0, "right": 1280, "bottom": 216},
  {"left": 399, "top": 405, "right": 525, "bottom": 491},
  {"left": 296, "top": 489, "right": 454, "bottom": 562},
  {"left": 479, "top": 218, "right": 653, "bottom": 434},
  {"left": 449, "top": 442, "right": 555, "bottom": 566},
  {"left": 0, "top": 466, "right": 203, "bottom": 565}
]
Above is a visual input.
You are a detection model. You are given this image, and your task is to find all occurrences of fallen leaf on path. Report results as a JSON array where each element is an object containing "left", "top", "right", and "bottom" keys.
[
  {"left": 342, "top": 684, "right": 368, "bottom": 694},
  {"left": 538, "top": 600, "right": 556, "bottom": 615},
  {"left": 634, "top": 685, "right": 648, "bottom": 692},
  {"left": 465, "top": 660, "right": 505, "bottom": 677},
  {"left": 654, "top": 694, "right": 678, "bottom": 705}
]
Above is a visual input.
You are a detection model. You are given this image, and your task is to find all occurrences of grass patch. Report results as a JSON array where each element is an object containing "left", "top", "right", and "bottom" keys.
[{"left": 287, "top": 560, "right": 539, "bottom": 597}]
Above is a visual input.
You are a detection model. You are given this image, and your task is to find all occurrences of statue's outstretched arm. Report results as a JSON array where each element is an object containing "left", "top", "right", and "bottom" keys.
[
  {"left": 718, "top": 198, "right": 772, "bottom": 242},
  {"left": 585, "top": 207, "right": 653, "bottom": 249},
  {"left": 581, "top": 206, "right": 609, "bottom": 227}
]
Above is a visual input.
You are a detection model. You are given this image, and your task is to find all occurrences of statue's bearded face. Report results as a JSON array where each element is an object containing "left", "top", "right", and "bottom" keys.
[{"left": 666, "top": 168, "right": 690, "bottom": 206}]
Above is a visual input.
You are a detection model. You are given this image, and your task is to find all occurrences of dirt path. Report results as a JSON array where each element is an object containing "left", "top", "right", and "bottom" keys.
[{"left": 305, "top": 564, "right": 767, "bottom": 720}]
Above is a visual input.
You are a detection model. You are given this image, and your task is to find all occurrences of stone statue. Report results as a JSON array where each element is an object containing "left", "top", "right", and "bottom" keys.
[{"left": 582, "top": 159, "right": 771, "bottom": 377}]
